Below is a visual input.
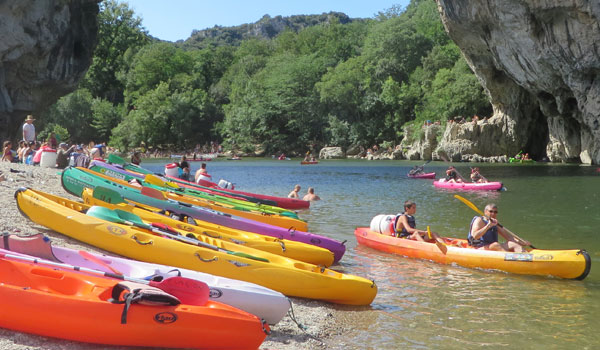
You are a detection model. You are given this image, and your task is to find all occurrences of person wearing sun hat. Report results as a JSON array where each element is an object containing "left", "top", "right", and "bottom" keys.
[{"left": 22, "top": 115, "right": 36, "bottom": 143}]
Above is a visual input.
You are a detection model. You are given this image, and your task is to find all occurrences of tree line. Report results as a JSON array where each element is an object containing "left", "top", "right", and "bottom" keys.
[{"left": 38, "top": 0, "right": 491, "bottom": 156}]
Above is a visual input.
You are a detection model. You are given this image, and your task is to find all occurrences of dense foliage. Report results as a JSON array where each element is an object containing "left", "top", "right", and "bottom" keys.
[{"left": 40, "top": 0, "right": 491, "bottom": 154}]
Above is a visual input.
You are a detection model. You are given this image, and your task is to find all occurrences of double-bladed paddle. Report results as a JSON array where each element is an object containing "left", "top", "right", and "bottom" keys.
[
  {"left": 0, "top": 251, "right": 209, "bottom": 305},
  {"left": 453, "top": 194, "right": 535, "bottom": 249},
  {"left": 86, "top": 206, "right": 269, "bottom": 262}
]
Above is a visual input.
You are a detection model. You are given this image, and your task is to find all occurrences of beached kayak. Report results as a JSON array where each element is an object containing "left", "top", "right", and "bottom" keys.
[
  {"left": 433, "top": 179, "right": 503, "bottom": 191},
  {"left": 61, "top": 167, "right": 346, "bottom": 262},
  {"left": 0, "top": 250, "right": 268, "bottom": 349},
  {"left": 81, "top": 187, "right": 335, "bottom": 266},
  {"left": 0, "top": 233, "right": 289, "bottom": 325},
  {"left": 354, "top": 227, "right": 591, "bottom": 280},
  {"left": 164, "top": 174, "right": 311, "bottom": 210},
  {"left": 73, "top": 166, "right": 309, "bottom": 231},
  {"left": 407, "top": 172, "right": 436, "bottom": 179},
  {"left": 16, "top": 188, "right": 377, "bottom": 305},
  {"left": 89, "top": 161, "right": 294, "bottom": 217}
]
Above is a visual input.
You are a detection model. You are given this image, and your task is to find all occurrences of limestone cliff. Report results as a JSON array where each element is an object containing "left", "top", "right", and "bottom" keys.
[
  {"left": 435, "top": 0, "right": 600, "bottom": 164},
  {"left": 0, "top": 0, "right": 99, "bottom": 141}
]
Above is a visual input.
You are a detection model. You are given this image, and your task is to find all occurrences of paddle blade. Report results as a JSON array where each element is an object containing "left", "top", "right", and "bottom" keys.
[
  {"left": 114, "top": 209, "right": 147, "bottom": 227},
  {"left": 79, "top": 250, "right": 122, "bottom": 275},
  {"left": 146, "top": 174, "right": 180, "bottom": 189},
  {"left": 141, "top": 186, "right": 167, "bottom": 200},
  {"left": 149, "top": 276, "right": 209, "bottom": 306},
  {"left": 108, "top": 153, "right": 126, "bottom": 165},
  {"left": 86, "top": 206, "right": 125, "bottom": 224},
  {"left": 93, "top": 186, "right": 126, "bottom": 204},
  {"left": 428, "top": 226, "right": 447, "bottom": 254},
  {"left": 454, "top": 195, "right": 484, "bottom": 216},
  {"left": 151, "top": 222, "right": 180, "bottom": 234}
]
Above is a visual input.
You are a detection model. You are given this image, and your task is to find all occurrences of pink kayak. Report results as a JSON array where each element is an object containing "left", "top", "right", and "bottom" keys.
[
  {"left": 407, "top": 172, "right": 436, "bottom": 179},
  {"left": 433, "top": 179, "right": 503, "bottom": 191}
]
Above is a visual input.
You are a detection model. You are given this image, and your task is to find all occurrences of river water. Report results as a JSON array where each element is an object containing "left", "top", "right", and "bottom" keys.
[{"left": 145, "top": 159, "right": 599, "bottom": 349}]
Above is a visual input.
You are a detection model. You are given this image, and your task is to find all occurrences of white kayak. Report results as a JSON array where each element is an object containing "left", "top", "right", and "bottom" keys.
[{"left": 0, "top": 233, "right": 290, "bottom": 324}]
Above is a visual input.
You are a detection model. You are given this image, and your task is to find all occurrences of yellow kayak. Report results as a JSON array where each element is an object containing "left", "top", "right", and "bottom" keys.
[
  {"left": 81, "top": 187, "right": 334, "bottom": 266},
  {"left": 83, "top": 166, "right": 309, "bottom": 231},
  {"left": 355, "top": 227, "right": 591, "bottom": 280},
  {"left": 16, "top": 188, "right": 377, "bottom": 305}
]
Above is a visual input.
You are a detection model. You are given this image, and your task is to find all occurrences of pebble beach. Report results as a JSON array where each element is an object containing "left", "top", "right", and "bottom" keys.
[{"left": 0, "top": 161, "right": 358, "bottom": 350}]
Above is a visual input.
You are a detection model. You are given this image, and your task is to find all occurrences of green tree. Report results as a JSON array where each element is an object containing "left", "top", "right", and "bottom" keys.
[{"left": 80, "top": 0, "right": 149, "bottom": 103}]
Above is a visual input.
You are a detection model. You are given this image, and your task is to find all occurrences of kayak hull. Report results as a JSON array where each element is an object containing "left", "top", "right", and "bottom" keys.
[
  {"left": 407, "top": 172, "right": 436, "bottom": 179},
  {"left": 354, "top": 227, "right": 591, "bottom": 280},
  {"left": 433, "top": 179, "right": 503, "bottom": 191},
  {"left": 0, "top": 233, "right": 290, "bottom": 325},
  {"left": 0, "top": 255, "right": 267, "bottom": 349},
  {"left": 16, "top": 188, "right": 377, "bottom": 305}
]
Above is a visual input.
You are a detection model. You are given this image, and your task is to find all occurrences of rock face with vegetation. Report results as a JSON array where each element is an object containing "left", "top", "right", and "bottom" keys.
[
  {"left": 0, "top": 0, "right": 99, "bottom": 141},
  {"left": 436, "top": 0, "right": 600, "bottom": 164}
]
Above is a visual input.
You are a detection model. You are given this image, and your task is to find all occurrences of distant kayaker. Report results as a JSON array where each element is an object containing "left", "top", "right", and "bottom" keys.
[
  {"left": 468, "top": 204, "right": 530, "bottom": 252},
  {"left": 302, "top": 187, "right": 320, "bottom": 201},
  {"left": 409, "top": 165, "right": 424, "bottom": 175},
  {"left": 393, "top": 200, "right": 444, "bottom": 245},
  {"left": 470, "top": 167, "right": 488, "bottom": 183},
  {"left": 445, "top": 166, "right": 463, "bottom": 183},
  {"left": 288, "top": 184, "right": 301, "bottom": 199}
]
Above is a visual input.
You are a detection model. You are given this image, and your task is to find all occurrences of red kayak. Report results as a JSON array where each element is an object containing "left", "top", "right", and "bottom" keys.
[
  {"left": 407, "top": 172, "right": 435, "bottom": 179},
  {"left": 165, "top": 175, "right": 310, "bottom": 209}
]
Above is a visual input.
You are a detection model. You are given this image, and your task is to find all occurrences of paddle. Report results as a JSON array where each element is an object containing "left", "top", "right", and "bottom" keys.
[
  {"left": 0, "top": 251, "right": 209, "bottom": 305},
  {"left": 427, "top": 226, "right": 447, "bottom": 254},
  {"left": 453, "top": 194, "right": 535, "bottom": 249},
  {"left": 86, "top": 206, "right": 268, "bottom": 262},
  {"left": 79, "top": 250, "right": 122, "bottom": 274},
  {"left": 145, "top": 174, "right": 181, "bottom": 190}
]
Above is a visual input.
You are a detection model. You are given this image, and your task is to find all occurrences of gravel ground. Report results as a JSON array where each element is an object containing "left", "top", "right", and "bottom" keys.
[{"left": 0, "top": 162, "right": 355, "bottom": 350}]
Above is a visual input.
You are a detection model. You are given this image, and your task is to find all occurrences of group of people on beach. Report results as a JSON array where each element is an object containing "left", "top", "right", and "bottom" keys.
[
  {"left": 1, "top": 114, "right": 109, "bottom": 169},
  {"left": 386, "top": 200, "right": 530, "bottom": 252}
]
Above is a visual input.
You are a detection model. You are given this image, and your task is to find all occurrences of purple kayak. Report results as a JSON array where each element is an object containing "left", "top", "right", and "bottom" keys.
[{"left": 66, "top": 165, "right": 347, "bottom": 263}]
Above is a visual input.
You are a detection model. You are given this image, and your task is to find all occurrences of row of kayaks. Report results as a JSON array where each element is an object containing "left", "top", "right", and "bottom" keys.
[
  {"left": 407, "top": 172, "right": 504, "bottom": 191},
  {"left": 4, "top": 158, "right": 377, "bottom": 349}
]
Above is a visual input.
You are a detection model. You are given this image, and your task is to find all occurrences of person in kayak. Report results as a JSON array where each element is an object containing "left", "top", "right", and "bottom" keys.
[
  {"left": 468, "top": 204, "right": 530, "bottom": 252},
  {"left": 469, "top": 167, "right": 488, "bottom": 183},
  {"left": 302, "top": 187, "right": 320, "bottom": 201},
  {"left": 394, "top": 201, "right": 445, "bottom": 244},
  {"left": 288, "top": 184, "right": 301, "bottom": 199},
  {"left": 445, "top": 166, "right": 464, "bottom": 183},
  {"left": 409, "top": 165, "right": 424, "bottom": 175},
  {"left": 178, "top": 156, "right": 191, "bottom": 181}
]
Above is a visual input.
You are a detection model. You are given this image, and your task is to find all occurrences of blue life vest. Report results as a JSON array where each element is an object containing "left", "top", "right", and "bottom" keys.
[
  {"left": 468, "top": 216, "right": 498, "bottom": 247},
  {"left": 393, "top": 213, "right": 416, "bottom": 238}
]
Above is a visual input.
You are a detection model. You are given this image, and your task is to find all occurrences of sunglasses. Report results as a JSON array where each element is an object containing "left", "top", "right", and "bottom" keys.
[{"left": 487, "top": 210, "right": 498, "bottom": 213}]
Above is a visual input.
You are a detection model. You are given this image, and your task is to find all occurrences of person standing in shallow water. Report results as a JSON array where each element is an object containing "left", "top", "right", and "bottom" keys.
[
  {"left": 288, "top": 185, "right": 301, "bottom": 198},
  {"left": 302, "top": 187, "right": 320, "bottom": 201}
]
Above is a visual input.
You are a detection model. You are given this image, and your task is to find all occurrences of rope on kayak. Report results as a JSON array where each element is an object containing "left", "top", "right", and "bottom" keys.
[{"left": 286, "top": 299, "right": 324, "bottom": 345}]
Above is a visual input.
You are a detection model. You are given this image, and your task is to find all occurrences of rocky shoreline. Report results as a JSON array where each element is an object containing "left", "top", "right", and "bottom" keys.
[{"left": 0, "top": 162, "right": 348, "bottom": 350}]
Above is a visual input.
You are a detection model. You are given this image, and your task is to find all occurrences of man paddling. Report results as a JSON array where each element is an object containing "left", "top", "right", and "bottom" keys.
[
  {"left": 468, "top": 204, "right": 530, "bottom": 252},
  {"left": 394, "top": 200, "right": 445, "bottom": 245}
]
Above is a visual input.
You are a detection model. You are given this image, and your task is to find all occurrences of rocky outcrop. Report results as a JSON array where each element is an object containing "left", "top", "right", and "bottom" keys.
[
  {"left": 319, "top": 146, "right": 344, "bottom": 159},
  {"left": 436, "top": 0, "right": 600, "bottom": 164},
  {"left": 399, "top": 124, "right": 442, "bottom": 160},
  {"left": 0, "top": 0, "right": 100, "bottom": 141}
]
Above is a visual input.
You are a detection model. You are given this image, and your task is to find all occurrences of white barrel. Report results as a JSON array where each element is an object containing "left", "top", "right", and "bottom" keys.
[
  {"left": 198, "top": 174, "right": 212, "bottom": 182},
  {"left": 68, "top": 155, "right": 75, "bottom": 167},
  {"left": 218, "top": 179, "right": 235, "bottom": 190},
  {"left": 369, "top": 214, "right": 396, "bottom": 235},
  {"left": 164, "top": 163, "right": 179, "bottom": 177},
  {"left": 40, "top": 149, "right": 57, "bottom": 168}
]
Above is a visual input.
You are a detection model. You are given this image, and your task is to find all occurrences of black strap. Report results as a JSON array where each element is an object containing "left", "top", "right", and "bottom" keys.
[{"left": 2, "top": 232, "right": 9, "bottom": 249}]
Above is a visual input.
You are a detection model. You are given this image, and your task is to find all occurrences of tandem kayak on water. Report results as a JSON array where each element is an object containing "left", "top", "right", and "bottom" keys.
[
  {"left": 433, "top": 179, "right": 504, "bottom": 191},
  {"left": 407, "top": 172, "right": 436, "bottom": 179},
  {"left": 354, "top": 227, "right": 591, "bottom": 280}
]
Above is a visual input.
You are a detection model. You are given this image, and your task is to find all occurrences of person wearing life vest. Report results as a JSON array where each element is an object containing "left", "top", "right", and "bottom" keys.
[
  {"left": 393, "top": 200, "right": 444, "bottom": 244},
  {"left": 468, "top": 203, "right": 529, "bottom": 252},
  {"left": 470, "top": 167, "right": 488, "bottom": 183}
]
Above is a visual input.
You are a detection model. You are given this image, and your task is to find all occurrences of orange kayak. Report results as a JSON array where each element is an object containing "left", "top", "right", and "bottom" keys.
[
  {"left": 354, "top": 227, "right": 591, "bottom": 280},
  {"left": 0, "top": 255, "right": 268, "bottom": 349}
]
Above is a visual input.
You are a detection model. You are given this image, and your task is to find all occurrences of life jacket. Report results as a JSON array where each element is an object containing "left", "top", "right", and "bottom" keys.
[
  {"left": 445, "top": 169, "right": 458, "bottom": 181},
  {"left": 392, "top": 213, "right": 416, "bottom": 238},
  {"left": 468, "top": 216, "right": 498, "bottom": 247}
]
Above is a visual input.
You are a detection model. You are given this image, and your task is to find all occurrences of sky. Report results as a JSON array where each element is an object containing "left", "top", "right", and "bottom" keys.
[{"left": 124, "top": 0, "right": 410, "bottom": 42}]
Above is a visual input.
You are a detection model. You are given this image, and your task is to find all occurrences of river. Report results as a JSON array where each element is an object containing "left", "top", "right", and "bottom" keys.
[{"left": 144, "top": 159, "right": 599, "bottom": 349}]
